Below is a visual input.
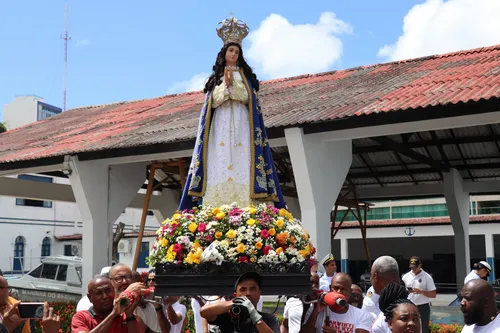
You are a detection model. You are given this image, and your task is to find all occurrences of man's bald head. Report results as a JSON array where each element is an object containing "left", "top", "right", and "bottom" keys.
[
  {"left": 88, "top": 276, "right": 111, "bottom": 291},
  {"left": 87, "top": 276, "right": 115, "bottom": 313},
  {"left": 109, "top": 263, "right": 131, "bottom": 278},
  {"left": 331, "top": 273, "right": 353, "bottom": 300},
  {"left": 460, "top": 279, "right": 496, "bottom": 326}
]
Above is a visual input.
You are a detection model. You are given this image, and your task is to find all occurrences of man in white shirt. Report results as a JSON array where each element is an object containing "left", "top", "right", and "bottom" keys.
[
  {"left": 361, "top": 256, "right": 400, "bottom": 321},
  {"left": 164, "top": 297, "right": 187, "bottom": 333},
  {"left": 464, "top": 261, "right": 492, "bottom": 285},
  {"left": 302, "top": 273, "right": 373, "bottom": 333},
  {"left": 460, "top": 279, "right": 500, "bottom": 332},
  {"left": 319, "top": 254, "right": 337, "bottom": 291},
  {"left": 281, "top": 273, "right": 319, "bottom": 333},
  {"left": 402, "top": 256, "right": 436, "bottom": 333}
]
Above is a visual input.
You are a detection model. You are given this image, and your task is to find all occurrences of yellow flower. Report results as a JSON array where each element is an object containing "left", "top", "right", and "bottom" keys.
[
  {"left": 246, "top": 218, "right": 256, "bottom": 226},
  {"left": 269, "top": 228, "right": 276, "bottom": 236},
  {"left": 216, "top": 212, "right": 226, "bottom": 220},
  {"left": 236, "top": 243, "right": 246, "bottom": 253},
  {"left": 298, "top": 250, "right": 309, "bottom": 257},
  {"left": 275, "top": 219, "right": 284, "bottom": 228},
  {"left": 255, "top": 241, "right": 263, "bottom": 250},
  {"left": 173, "top": 213, "right": 182, "bottom": 220},
  {"left": 215, "top": 231, "right": 223, "bottom": 239},
  {"left": 193, "top": 241, "right": 201, "bottom": 249},
  {"left": 212, "top": 207, "right": 220, "bottom": 215},
  {"left": 162, "top": 219, "right": 170, "bottom": 225},
  {"left": 166, "top": 245, "right": 176, "bottom": 261},
  {"left": 276, "top": 247, "right": 283, "bottom": 255},
  {"left": 278, "top": 209, "right": 289, "bottom": 217},
  {"left": 160, "top": 238, "right": 169, "bottom": 248},
  {"left": 226, "top": 229, "right": 236, "bottom": 239},
  {"left": 188, "top": 223, "right": 198, "bottom": 233},
  {"left": 248, "top": 208, "right": 257, "bottom": 215}
]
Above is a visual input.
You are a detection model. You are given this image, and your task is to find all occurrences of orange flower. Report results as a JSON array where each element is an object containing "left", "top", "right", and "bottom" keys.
[{"left": 269, "top": 228, "right": 276, "bottom": 236}]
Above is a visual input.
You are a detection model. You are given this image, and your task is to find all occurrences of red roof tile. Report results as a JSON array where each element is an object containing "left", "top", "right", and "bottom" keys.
[
  {"left": 337, "top": 214, "right": 500, "bottom": 228},
  {"left": 1, "top": 45, "right": 499, "bottom": 165}
]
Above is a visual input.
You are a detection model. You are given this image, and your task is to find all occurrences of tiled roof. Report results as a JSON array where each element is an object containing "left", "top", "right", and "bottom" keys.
[
  {"left": 338, "top": 214, "right": 500, "bottom": 228},
  {"left": 1, "top": 45, "right": 499, "bottom": 165}
]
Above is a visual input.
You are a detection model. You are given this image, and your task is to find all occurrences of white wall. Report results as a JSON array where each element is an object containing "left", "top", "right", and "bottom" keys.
[{"left": 3, "top": 96, "right": 41, "bottom": 129}]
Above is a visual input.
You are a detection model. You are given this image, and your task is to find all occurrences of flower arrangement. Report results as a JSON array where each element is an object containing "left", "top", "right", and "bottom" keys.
[{"left": 147, "top": 203, "right": 315, "bottom": 267}]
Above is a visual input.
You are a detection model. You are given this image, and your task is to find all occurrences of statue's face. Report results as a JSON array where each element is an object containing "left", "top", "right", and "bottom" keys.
[{"left": 225, "top": 45, "right": 240, "bottom": 66}]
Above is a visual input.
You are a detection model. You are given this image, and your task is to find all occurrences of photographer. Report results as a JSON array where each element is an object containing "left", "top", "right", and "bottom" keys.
[{"left": 200, "top": 272, "right": 279, "bottom": 333}]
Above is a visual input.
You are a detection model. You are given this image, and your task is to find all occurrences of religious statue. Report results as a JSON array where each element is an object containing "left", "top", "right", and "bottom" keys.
[{"left": 179, "top": 15, "right": 286, "bottom": 210}]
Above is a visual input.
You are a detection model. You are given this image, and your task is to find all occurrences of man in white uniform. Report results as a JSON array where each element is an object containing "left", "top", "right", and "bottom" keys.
[
  {"left": 402, "top": 256, "right": 436, "bottom": 333},
  {"left": 361, "top": 256, "right": 400, "bottom": 321},
  {"left": 460, "top": 279, "right": 500, "bottom": 332},
  {"left": 319, "top": 254, "right": 337, "bottom": 291},
  {"left": 464, "top": 261, "right": 491, "bottom": 285},
  {"left": 301, "top": 273, "right": 373, "bottom": 333}
]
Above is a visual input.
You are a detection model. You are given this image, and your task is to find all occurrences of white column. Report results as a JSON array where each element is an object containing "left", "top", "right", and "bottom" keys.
[
  {"left": 443, "top": 169, "right": 470, "bottom": 286},
  {"left": 285, "top": 196, "right": 302, "bottom": 220},
  {"left": 67, "top": 156, "right": 147, "bottom": 294},
  {"left": 285, "top": 128, "right": 352, "bottom": 262},
  {"left": 340, "top": 238, "right": 349, "bottom": 273},
  {"left": 485, "top": 233, "right": 496, "bottom": 282}
]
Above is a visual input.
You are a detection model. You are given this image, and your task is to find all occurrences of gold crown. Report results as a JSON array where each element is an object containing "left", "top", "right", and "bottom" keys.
[{"left": 216, "top": 14, "right": 249, "bottom": 46}]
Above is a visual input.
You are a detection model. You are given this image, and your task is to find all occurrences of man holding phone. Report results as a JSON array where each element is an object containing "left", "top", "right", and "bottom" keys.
[{"left": 0, "top": 276, "right": 29, "bottom": 333}]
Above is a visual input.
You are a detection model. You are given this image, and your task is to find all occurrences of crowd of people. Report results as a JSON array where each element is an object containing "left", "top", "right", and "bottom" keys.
[{"left": 0, "top": 255, "right": 497, "bottom": 333}]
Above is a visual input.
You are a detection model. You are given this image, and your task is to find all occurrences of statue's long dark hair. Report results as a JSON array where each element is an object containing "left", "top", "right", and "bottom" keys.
[{"left": 204, "top": 42, "right": 259, "bottom": 93}]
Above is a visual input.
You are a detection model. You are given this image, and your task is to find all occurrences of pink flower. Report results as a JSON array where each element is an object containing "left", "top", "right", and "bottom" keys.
[
  {"left": 198, "top": 223, "right": 207, "bottom": 233},
  {"left": 262, "top": 246, "right": 272, "bottom": 255},
  {"left": 205, "top": 235, "right": 214, "bottom": 243},
  {"left": 173, "top": 243, "right": 182, "bottom": 253},
  {"left": 260, "top": 230, "right": 269, "bottom": 239},
  {"left": 230, "top": 208, "right": 244, "bottom": 216},
  {"left": 238, "top": 256, "right": 249, "bottom": 263}
]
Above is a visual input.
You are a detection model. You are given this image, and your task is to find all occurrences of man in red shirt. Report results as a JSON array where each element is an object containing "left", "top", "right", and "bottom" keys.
[{"left": 71, "top": 275, "right": 142, "bottom": 333}]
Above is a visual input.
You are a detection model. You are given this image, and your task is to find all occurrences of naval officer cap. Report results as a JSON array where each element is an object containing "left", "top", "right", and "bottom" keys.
[{"left": 320, "top": 253, "right": 335, "bottom": 266}]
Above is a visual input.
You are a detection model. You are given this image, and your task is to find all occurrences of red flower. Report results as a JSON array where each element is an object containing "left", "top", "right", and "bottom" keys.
[
  {"left": 260, "top": 229, "right": 269, "bottom": 239},
  {"left": 198, "top": 223, "right": 207, "bottom": 233},
  {"left": 173, "top": 243, "right": 182, "bottom": 253},
  {"left": 239, "top": 256, "right": 249, "bottom": 263},
  {"left": 262, "top": 246, "right": 272, "bottom": 255}
]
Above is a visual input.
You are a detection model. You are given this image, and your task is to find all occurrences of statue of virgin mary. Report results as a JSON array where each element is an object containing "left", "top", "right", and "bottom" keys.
[{"left": 179, "top": 16, "right": 286, "bottom": 210}]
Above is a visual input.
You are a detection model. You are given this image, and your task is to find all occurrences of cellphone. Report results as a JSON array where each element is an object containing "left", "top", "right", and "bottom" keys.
[{"left": 18, "top": 302, "right": 44, "bottom": 319}]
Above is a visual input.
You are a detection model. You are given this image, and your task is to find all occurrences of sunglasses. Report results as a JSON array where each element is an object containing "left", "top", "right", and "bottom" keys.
[{"left": 147, "top": 278, "right": 156, "bottom": 282}]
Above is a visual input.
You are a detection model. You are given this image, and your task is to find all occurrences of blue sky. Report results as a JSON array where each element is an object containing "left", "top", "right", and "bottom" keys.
[{"left": 1, "top": 0, "right": 499, "bottom": 121}]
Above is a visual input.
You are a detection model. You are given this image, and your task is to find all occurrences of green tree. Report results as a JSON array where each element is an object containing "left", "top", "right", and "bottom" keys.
[{"left": 0, "top": 122, "right": 7, "bottom": 133}]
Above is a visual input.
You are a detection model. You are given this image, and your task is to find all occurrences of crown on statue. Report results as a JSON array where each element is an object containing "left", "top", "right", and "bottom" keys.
[{"left": 216, "top": 14, "right": 249, "bottom": 46}]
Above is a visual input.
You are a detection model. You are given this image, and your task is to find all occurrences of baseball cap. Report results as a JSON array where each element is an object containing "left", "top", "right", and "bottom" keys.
[
  {"left": 234, "top": 271, "right": 262, "bottom": 291},
  {"left": 478, "top": 261, "right": 492, "bottom": 272},
  {"left": 409, "top": 256, "right": 422, "bottom": 266}
]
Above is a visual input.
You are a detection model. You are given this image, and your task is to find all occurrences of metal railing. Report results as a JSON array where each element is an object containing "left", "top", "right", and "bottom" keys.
[{"left": 7, "top": 256, "right": 43, "bottom": 275}]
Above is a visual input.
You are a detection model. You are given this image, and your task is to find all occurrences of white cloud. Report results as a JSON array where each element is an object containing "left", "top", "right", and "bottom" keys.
[
  {"left": 168, "top": 72, "right": 209, "bottom": 94},
  {"left": 245, "top": 12, "right": 352, "bottom": 79},
  {"left": 76, "top": 39, "right": 90, "bottom": 47},
  {"left": 378, "top": 0, "right": 500, "bottom": 61}
]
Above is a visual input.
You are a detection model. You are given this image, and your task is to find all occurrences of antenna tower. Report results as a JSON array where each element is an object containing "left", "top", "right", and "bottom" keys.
[{"left": 61, "top": 1, "right": 71, "bottom": 111}]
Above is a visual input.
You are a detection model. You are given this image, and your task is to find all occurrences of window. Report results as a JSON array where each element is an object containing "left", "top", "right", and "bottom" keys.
[
  {"left": 29, "top": 264, "right": 43, "bottom": 278},
  {"left": 138, "top": 242, "right": 150, "bottom": 268},
  {"left": 16, "top": 175, "right": 53, "bottom": 208},
  {"left": 334, "top": 207, "right": 391, "bottom": 222},
  {"left": 37, "top": 102, "right": 61, "bottom": 121},
  {"left": 64, "top": 245, "right": 72, "bottom": 256},
  {"left": 41, "top": 237, "right": 51, "bottom": 257},
  {"left": 477, "top": 201, "right": 500, "bottom": 215},
  {"left": 56, "top": 265, "right": 68, "bottom": 281},
  {"left": 392, "top": 204, "right": 448, "bottom": 219},
  {"left": 13, "top": 236, "right": 25, "bottom": 272},
  {"left": 40, "top": 264, "right": 58, "bottom": 280}
]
